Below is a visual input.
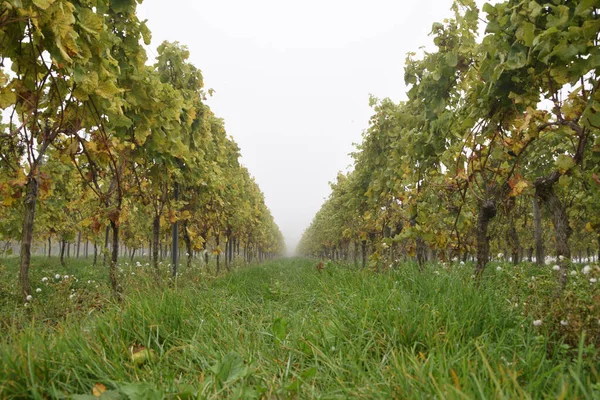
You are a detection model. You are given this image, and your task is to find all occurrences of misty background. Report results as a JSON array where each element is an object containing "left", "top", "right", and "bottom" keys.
[{"left": 137, "top": 0, "right": 490, "bottom": 255}]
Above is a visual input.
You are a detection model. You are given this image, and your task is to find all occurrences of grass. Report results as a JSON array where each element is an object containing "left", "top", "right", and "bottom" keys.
[{"left": 0, "top": 256, "right": 599, "bottom": 399}]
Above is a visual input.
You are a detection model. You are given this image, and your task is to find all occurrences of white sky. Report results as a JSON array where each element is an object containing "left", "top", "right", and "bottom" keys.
[{"left": 137, "top": 0, "right": 490, "bottom": 255}]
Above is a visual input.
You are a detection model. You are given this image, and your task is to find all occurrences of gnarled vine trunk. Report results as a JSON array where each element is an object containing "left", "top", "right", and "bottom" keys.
[
  {"left": 475, "top": 199, "right": 497, "bottom": 276},
  {"left": 532, "top": 197, "right": 544, "bottom": 265},
  {"left": 109, "top": 220, "right": 121, "bottom": 297},
  {"left": 535, "top": 174, "right": 571, "bottom": 288},
  {"left": 152, "top": 214, "right": 160, "bottom": 272},
  {"left": 183, "top": 220, "right": 192, "bottom": 269},
  {"left": 19, "top": 176, "right": 39, "bottom": 300}
]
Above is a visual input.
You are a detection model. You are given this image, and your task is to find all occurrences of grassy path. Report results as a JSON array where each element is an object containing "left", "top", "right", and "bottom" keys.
[{"left": 0, "top": 258, "right": 598, "bottom": 399}]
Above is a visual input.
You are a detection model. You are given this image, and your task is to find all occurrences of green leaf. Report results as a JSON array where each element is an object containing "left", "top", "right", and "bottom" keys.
[
  {"left": 506, "top": 44, "right": 528, "bottom": 69},
  {"left": 212, "top": 352, "right": 248, "bottom": 383},
  {"left": 272, "top": 317, "right": 288, "bottom": 341},
  {"left": 582, "top": 104, "right": 600, "bottom": 129},
  {"left": 575, "top": 0, "right": 597, "bottom": 16},
  {"left": 110, "top": 0, "right": 135, "bottom": 14},
  {"left": 301, "top": 366, "right": 317, "bottom": 380},
  {"left": 0, "top": 89, "right": 16, "bottom": 109},
  {"left": 77, "top": 8, "right": 103, "bottom": 37},
  {"left": 556, "top": 154, "right": 575, "bottom": 173},
  {"left": 32, "top": 0, "right": 55, "bottom": 10},
  {"left": 516, "top": 22, "right": 535, "bottom": 47},
  {"left": 119, "top": 383, "right": 163, "bottom": 400},
  {"left": 95, "top": 80, "right": 121, "bottom": 99},
  {"left": 446, "top": 52, "right": 458, "bottom": 68},
  {"left": 528, "top": 1, "right": 543, "bottom": 18},
  {"left": 482, "top": 3, "right": 496, "bottom": 15}
]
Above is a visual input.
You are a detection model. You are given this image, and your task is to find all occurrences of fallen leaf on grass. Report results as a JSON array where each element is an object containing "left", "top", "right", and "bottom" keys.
[{"left": 92, "top": 383, "right": 106, "bottom": 397}]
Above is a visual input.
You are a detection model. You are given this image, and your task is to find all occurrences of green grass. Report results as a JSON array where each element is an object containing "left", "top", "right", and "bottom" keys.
[{"left": 0, "top": 257, "right": 599, "bottom": 399}]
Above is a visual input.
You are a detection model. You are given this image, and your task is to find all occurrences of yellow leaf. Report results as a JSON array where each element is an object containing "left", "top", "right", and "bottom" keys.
[
  {"left": 585, "top": 222, "right": 593, "bottom": 233},
  {"left": 130, "top": 347, "right": 156, "bottom": 366},
  {"left": 92, "top": 383, "right": 106, "bottom": 397},
  {"left": 32, "top": 0, "right": 56, "bottom": 10},
  {"left": 510, "top": 180, "right": 529, "bottom": 197}
]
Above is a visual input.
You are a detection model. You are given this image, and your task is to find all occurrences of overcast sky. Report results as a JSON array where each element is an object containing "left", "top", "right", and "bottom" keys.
[{"left": 137, "top": 0, "right": 490, "bottom": 255}]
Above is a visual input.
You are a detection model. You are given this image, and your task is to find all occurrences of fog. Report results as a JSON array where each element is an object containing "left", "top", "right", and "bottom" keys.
[{"left": 137, "top": 0, "right": 490, "bottom": 255}]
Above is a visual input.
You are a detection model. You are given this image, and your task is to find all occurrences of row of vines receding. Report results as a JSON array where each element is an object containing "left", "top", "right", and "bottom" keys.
[{"left": 0, "top": 0, "right": 285, "bottom": 301}]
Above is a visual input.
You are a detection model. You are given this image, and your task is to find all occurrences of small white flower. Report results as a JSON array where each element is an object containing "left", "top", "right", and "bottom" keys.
[
  {"left": 55, "top": 274, "right": 61, "bottom": 280},
  {"left": 558, "top": 255, "right": 565, "bottom": 261},
  {"left": 69, "top": 293, "right": 76, "bottom": 300},
  {"left": 24, "top": 302, "right": 30, "bottom": 308},
  {"left": 533, "top": 320, "right": 542, "bottom": 326},
  {"left": 26, "top": 295, "right": 33, "bottom": 302},
  {"left": 136, "top": 261, "right": 141, "bottom": 267},
  {"left": 131, "top": 272, "right": 135, "bottom": 275},
  {"left": 560, "top": 320, "right": 568, "bottom": 326},
  {"left": 570, "top": 270, "right": 577, "bottom": 276},
  {"left": 582, "top": 265, "right": 592, "bottom": 275},
  {"left": 496, "top": 266, "right": 502, "bottom": 271},
  {"left": 41, "top": 277, "right": 48, "bottom": 283},
  {"left": 36, "top": 288, "right": 42, "bottom": 293},
  {"left": 497, "top": 253, "right": 504, "bottom": 258},
  {"left": 590, "top": 278, "right": 597, "bottom": 283},
  {"left": 63, "top": 275, "right": 69, "bottom": 279},
  {"left": 531, "top": 276, "right": 536, "bottom": 281},
  {"left": 552, "top": 265, "right": 560, "bottom": 271},
  {"left": 460, "top": 261, "right": 465, "bottom": 265},
  {"left": 87, "top": 280, "right": 92, "bottom": 284}
]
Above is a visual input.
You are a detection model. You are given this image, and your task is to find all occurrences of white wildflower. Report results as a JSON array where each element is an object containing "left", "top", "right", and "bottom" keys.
[
  {"left": 63, "top": 275, "right": 69, "bottom": 279},
  {"left": 533, "top": 320, "right": 542, "bottom": 326},
  {"left": 552, "top": 265, "right": 560, "bottom": 271},
  {"left": 26, "top": 295, "right": 33, "bottom": 302},
  {"left": 560, "top": 320, "right": 568, "bottom": 326},
  {"left": 69, "top": 293, "right": 76, "bottom": 300},
  {"left": 570, "top": 270, "right": 577, "bottom": 276},
  {"left": 497, "top": 253, "right": 504, "bottom": 258},
  {"left": 41, "top": 277, "right": 48, "bottom": 283},
  {"left": 55, "top": 274, "right": 61, "bottom": 280},
  {"left": 582, "top": 265, "right": 592, "bottom": 275},
  {"left": 558, "top": 255, "right": 565, "bottom": 261},
  {"left": 36, "top": 288, "right": 42, "bottom": 293},
  {"left": 496, "top": 266, "right": 502, "bottom": 271},
  {"left": 590, "top": 278, "right": 597, "bottom": 283}
]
